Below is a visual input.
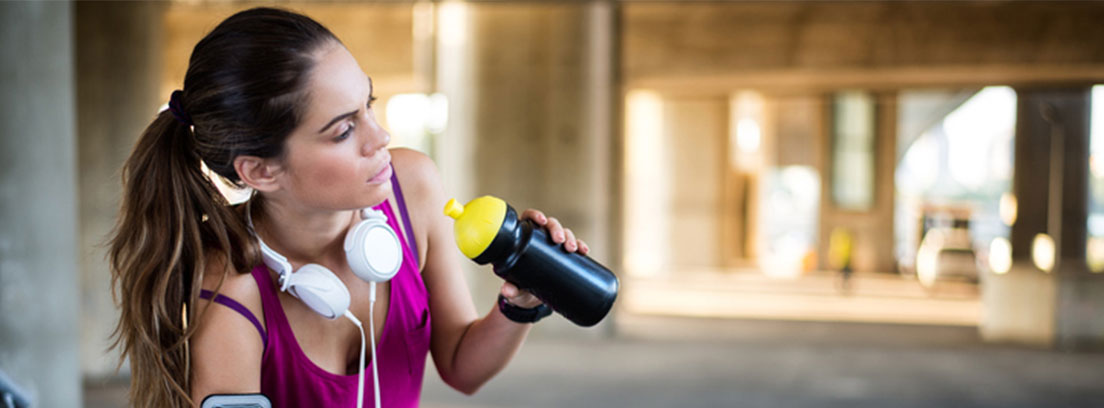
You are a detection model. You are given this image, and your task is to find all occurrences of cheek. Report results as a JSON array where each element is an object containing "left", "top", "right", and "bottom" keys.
[{"left": 291, "top": 148, "right": 363, "bottom": 189}]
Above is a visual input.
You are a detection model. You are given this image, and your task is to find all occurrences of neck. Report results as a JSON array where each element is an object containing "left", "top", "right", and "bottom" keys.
[{"left": 251, "top": 196, "right": 357, "bottom": 267}]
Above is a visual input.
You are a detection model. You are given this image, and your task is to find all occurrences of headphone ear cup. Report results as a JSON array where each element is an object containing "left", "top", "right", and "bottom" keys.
[
  {"left": 284, "top": 263, "right": 351, "bottom": 319},
  {"left": 345, "top": 218, "right": 403, "bottom": 283}
]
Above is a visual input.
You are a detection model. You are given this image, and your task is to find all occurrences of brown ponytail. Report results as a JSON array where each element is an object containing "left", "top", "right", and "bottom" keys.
[
  {"left": 107, "top": 7, "right": 338, "bottom": 407},
  {"left": 108, "top": 110, "right": 259, "bottom": 407}
]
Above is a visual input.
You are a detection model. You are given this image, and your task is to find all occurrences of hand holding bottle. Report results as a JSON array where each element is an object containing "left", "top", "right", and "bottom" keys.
[
  {"left": 498, "top": 208, "right": 588, "bottom": 309},
  {"left": 445, "top": 196, "right": 619, "bottom": 327}
]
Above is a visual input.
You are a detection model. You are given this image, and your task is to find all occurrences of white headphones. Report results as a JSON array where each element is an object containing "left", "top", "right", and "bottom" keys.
[{"left": 249, "top": 204, "right": 403, "bottom": 319}]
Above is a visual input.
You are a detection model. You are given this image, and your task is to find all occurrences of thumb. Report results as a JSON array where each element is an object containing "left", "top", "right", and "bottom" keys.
[{"left": 500, "top": 281, "right": 519, "bottom": 298}]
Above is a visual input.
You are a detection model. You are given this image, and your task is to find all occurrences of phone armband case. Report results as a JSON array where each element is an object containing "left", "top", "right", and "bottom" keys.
[{"left": 200, "top": 393, "right": 272, "bottom": 408}]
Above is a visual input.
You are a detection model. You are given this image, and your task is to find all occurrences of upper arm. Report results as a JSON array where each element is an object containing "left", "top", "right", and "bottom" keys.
[
  {"left": 390, "top": 149, "right": 479, "bottom": 373},
  {"left": 189, "top": 258, "right": 265, "bottom": 406}
]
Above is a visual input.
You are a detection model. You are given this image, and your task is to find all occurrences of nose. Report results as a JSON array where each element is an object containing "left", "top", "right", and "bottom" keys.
[{"left": 361, "top": 119, "right": 391, "bottom": 157}]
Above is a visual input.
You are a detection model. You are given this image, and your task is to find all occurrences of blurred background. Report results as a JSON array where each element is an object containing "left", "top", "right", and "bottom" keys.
[{"left": 3, "top": 1, "right": 1104, "bottom": 407}]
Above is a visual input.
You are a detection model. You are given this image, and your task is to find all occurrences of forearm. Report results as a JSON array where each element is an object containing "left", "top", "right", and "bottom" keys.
[{"left": 440, "top": 303, "right": 533, "bottom": 394}]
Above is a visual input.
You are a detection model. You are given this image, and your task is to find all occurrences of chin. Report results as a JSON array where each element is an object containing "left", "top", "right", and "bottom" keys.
[{"left": 357, "top": 186, "right": 392, "bottom": 209}]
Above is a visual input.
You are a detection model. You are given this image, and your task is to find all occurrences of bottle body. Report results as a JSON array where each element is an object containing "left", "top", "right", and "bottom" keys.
[{"left": 473, "top": 206, "right": 619, "bottom": 327}]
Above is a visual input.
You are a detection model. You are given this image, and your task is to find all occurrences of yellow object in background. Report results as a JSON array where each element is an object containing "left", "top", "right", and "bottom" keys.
[
  {"left": 828, "top": 227, "right": 853, "bottom": 271},
  {"left": 443, "top": 196, "right": 507, "bottom": 259}
]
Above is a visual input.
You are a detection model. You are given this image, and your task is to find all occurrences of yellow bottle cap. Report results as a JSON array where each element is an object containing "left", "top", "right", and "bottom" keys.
[{"left": 443, "top": 196, "right": 507, "bottom": 259}]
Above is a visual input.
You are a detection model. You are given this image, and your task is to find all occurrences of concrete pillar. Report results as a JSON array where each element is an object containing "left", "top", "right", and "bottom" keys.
[
  {"left": 817, "top": 92, "right": 897, "bottom": 274},
  {"left": 75, "top": 1, "right": 165, "bottom": 378},
  {"left": 435, "top": 2, "right": 618, "bottom": 336},
  {"left": 0, "top": 2, "right": 82, "bottom": 407},
  {"left": 982, "top": 87, "right": 1095, "bottom": 348}
]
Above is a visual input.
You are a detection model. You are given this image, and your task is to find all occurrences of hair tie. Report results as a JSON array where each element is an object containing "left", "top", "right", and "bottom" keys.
[{"left": 168, "top": 90, "right": 194, "bottom": 127}]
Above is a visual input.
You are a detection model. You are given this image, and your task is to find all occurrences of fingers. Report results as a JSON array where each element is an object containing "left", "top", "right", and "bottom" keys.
[
  {"left": 520, "top": 209, "right": 548, "bottom": 225},
  {"left": 500, "top": 281, "right": 542, "bottom": 308},
  {"left": 522, "top": 208, "right": 586, "bottom": 253},
  {"left": 501, "top": 281, "right": 519, "bottom": 298},
  {"left": 563, "top": 228, "right": 577, "bottom": 252},
  {"left": 546, "top": 217, "right": 565, "bottom": 243}
]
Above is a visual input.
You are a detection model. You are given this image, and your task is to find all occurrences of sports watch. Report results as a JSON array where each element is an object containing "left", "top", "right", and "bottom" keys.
[{"left": 497, "top": 294, "right": 552, "bottom": 324}]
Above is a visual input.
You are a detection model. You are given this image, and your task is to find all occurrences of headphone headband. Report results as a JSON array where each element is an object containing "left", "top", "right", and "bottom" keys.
[{"left": 245, "top": 199, "right": 402, "bottom": 318}]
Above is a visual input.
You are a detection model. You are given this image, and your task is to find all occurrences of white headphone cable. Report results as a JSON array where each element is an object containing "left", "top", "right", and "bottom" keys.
[
  {"left": 342, "top": 281, "right": 382, "bottom": 408},
  {"left": 343, "top": 310, "right": 366, "bottom": 408},
  {"left": 368, "top": 281, "right": 382, "bottom": 408}
]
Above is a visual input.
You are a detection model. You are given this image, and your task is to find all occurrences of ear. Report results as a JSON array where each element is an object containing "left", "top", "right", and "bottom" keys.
[{"left": 234, "top": 155, "right": 282, "bottom": 193}]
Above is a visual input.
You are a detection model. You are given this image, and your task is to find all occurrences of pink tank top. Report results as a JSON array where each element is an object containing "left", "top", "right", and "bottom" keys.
[
  {"left": 257, "top": 197, "right": 429, "bottom": 408},
  {"left": 203, "top": 187, "right": 430, "bottom": 407}
]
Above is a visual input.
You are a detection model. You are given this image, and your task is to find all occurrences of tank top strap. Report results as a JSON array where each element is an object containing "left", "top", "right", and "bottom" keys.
[
  {"left": 198, "top": 289, "right": 267, "bottom": 349},
  {"left": 249, "top": 263, "right": 286, "bottom": 353},
  {"left": 389, "top": 163, "right": 418, "bottom": 266},
  {"left": 249, "top": 263, "right": 281, "bottom": 311}
]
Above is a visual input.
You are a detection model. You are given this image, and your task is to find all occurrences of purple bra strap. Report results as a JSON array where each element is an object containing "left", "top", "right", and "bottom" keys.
[
  {"left": 199, "top": 289, "right": 267, "bottom": 349},
  {"left": 390, "top": 164, "right": 419, "bottom": 264}
]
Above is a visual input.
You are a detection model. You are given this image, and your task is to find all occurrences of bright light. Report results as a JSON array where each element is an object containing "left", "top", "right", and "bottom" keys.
[
  {"left": 437, "top": 2, "right": 468, "bottom": 48},
  {"left": 916, "top": 229, "right": 945, "bottom": 288},
  {"left": 999, "top": 192, "right": 1018, "bottom": 226},
  {"left": 1092, "top": 154, "right": 1104, "bottom": 180},
  {"left": 386, "top": 93, "right": 449, "bottom": 134},
  {"left": 943, "top": 86, "right": 1016, "bottom": 190},
  {"left": 736, "top": 118, "right": 761, "bottom": 153},
  {"left": 624, "top": 90, "right": 668, "bottom": 276},
  {"left": 729, "top": 91, "right": 764, "bottom": 171},
  {"left": 1088, "top": 236, "right": 1104, "bottom": 273},
  {"left": 988, "top": 237, "right": 1012, "bottom": 275},
  {"left": 425, "top": 93, "right": 449, "bottom": 133},
  {"left": 1093, "top": 86, "right": 1104, "bottom": 157},
  {"left": 386, "top": 94, "right": 430, "bottom": 135},
  {"left": 1032, "top": 233, "right": 1056, "bottom": 273},
  {"left": 385, "top": 93, "right": 448, "bottom": 154},
  {"left": 759, "top": 231, "right": 806, "bottom": 280},
  {"left": 897, "top": 133, "right": 939, "bottom": 195}
]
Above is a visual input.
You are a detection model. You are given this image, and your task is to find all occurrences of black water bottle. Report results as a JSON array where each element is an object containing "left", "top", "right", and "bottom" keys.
[{"left": 444, "top": 196, "right": 619, "bottom": 327}]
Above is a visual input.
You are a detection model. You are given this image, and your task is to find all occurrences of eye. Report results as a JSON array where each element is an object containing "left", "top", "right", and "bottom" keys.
[
  {"left": 335, "top": 122, "right": 355, "bottom": 142},
  {"left": 367, "top": 95, "right": 378, "bottom": 109}
]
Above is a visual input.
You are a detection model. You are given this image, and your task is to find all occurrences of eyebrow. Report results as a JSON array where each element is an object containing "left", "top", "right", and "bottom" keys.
[
  {"left": 316, "top": 77, "right": 375, "bottom": 134},
  {"left": 318, "top": 109, "right": 358, "bottom": 134}
]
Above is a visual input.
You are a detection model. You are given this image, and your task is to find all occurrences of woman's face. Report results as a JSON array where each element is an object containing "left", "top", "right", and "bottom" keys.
[{"left": 272, "top": 42, "right": 393, "bottom": 212}]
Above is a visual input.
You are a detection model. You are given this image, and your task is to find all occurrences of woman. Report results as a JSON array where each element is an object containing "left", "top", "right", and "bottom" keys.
[{"left": 109, "top": 7, "right": 587, "bottom": 407}]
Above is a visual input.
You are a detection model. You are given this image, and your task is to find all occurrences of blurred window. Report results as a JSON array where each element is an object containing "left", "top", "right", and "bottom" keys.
[
  {"left": 830, "top": 91, "right": 876, "bottom": 211},
  {"left": 1087, "top": 85, "right": 1104, "bottom": 272}
]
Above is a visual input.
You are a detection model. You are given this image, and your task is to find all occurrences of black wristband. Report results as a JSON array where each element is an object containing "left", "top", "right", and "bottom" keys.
[{"left": 497, "top": 294, "right": 552, "bottom": 324}]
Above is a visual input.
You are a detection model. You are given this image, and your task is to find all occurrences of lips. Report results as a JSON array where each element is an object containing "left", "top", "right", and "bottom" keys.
[{"left": 368, "top": 163, "right": 392, "bottom": 184}]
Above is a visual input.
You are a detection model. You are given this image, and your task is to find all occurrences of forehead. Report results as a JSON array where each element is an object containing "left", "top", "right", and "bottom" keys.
[{"left": 302, "top": 44, "right": 371, "bottom": 120}]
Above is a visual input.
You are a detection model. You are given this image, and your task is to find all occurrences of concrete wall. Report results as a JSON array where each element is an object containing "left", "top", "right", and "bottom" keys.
[
  {"left": 0, "top": 2, "right": 82, "bottom": 406},
  {"left": 75, "top": 1, "right": 165, "bottom": 378},
  {"left": 663, "top": 97, "right": 727, "bottom": 269}
]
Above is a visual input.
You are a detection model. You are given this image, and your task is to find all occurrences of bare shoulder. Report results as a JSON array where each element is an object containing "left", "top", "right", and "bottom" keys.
[
  {"left": 390, "top": 148, "right": 448, "bottom": 222},
  {"left": 189, "top": 253, "right": 265, "bottom": 399},
  {"left": 390, "top": 147, "right": 443, "bottom": 198},
  {"left": 196, "top": 253, "right": 264, "bottom": 322}
]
